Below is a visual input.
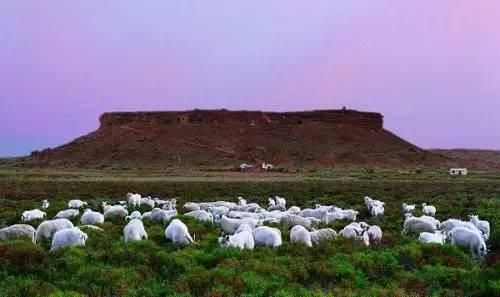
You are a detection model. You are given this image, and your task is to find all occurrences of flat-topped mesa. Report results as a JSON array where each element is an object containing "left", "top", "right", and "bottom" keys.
[{"left": 99, "top": 109, "right": 384, "bottom": 130}]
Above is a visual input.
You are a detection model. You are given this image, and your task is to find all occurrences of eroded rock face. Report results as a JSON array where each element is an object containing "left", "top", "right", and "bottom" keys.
[
  {"left": 98, "top": 109, "right": 383, "bottom": 130},
  {"left": 28, "top": 109, "right": 444, "bottom": 169}
]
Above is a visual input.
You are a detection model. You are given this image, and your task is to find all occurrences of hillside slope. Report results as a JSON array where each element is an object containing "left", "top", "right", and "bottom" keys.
[{"left": 23, "top": 109, "right": 445, "bottom": 169}]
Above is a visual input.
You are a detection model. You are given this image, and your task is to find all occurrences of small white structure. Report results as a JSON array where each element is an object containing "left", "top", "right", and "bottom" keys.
[
  {"left": 450, "top": 168, "right": 468, "bottom": 176},
  {"left": 262, "top": 163, "right": 274, "bottom": 171}
]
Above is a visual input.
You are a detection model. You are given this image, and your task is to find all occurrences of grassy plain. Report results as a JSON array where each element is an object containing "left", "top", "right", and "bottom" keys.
[{"left": 0, "top": 168, "right": 499, "bottom": 297}]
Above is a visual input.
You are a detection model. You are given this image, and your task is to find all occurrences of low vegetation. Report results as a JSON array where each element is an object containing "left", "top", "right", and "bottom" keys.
[{"left": 0, "top": 170, "right": 499, "bottom": 297}]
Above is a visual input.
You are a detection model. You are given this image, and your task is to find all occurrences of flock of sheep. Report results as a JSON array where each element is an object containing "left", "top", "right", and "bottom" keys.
[{"left": 0, "top": 193, "right": 491, "bottom": 258}]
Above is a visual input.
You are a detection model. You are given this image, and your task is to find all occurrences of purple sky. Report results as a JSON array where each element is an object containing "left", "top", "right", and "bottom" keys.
[{"left": 1, "top": 1, "right": 500, "bottom": 157}]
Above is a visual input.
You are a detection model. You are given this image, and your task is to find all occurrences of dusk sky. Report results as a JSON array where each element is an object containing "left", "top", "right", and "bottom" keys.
[{"left": 1, "top": 1, "right": 499, "bottom": 157}]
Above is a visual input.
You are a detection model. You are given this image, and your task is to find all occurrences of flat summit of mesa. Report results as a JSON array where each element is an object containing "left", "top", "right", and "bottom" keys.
[{"left": 23, "top": 109, "right": 446, "bottom": 169}]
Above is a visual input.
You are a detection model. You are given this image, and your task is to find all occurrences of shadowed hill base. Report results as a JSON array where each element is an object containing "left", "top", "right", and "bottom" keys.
[{"left": 17, "top": 109, "right": 445, "bottom": 169}]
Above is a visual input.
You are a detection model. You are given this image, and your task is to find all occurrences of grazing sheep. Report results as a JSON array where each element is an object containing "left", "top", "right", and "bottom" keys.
[
  {"left": 287, "top": 206, "right": 301, "bottom": 214},
  {"left": 118, "top": 201, "right": 127, "bottom": 205},
  {"left": 298, "top": 208, "right": 328, "bottom": 220},
  {"left": 339, "top": 225, "right": 369, "bottom": 246},
  {"left": 185, "top": 210, "right": 213, "bottom": 223},
  {"left": 325, "top": 209, "right": 359, "bottom": 223},
  {"left": 123, "top": 219, "right": 148, "bottom": 243},
  {"left": 41, "top": 200, "right": 50, "bottom": 209},
  {"left": 80, "top": 210, "right": 104, "bottom": 225},
  {"left": 305, "top": 217, "right": 322, "bottom": 226},
  {"left": 126, "top": 211, "right": 142, "bottom": 221},
  {"left": 0, "top": 224, "right": 37, "bottom": 243},
  {"left": 364, "top": 225, "right": 383, "bottom": 245},
  {"left": 36, "top": 219, "right": 74, "bottom": 243},
  {"left": 422, "top": 203, "right": 436, "bottom": 216},
  {"left": 290, "top": 225, "right": 312, "bottom": 247},
  {"left": 402, "top": 203, "right": 415, "bottom": 213},
  {"left": 21, "top": 209, "right": 46, "bottom": 222},
  {"left": 448, "top": 227, "right": 487, "bottom": 257},
  {"left": 141, "top": 211, "right": 152, "bottom": 220},
  {"left": 267, "top": 204, "right": 286, "bottom": 212},
  {"left": 51, "top": 227, "right": 88, "bottom": 250},
  {"left": 364, "top": 196, "right": 385, "bottom": 217},
  {"left": 469, "top": 215, "right": 490, "bottom": 240},
  {"left": 275, "top": 196, "right": 286, "bottom": 207},
  {"left": 183, "top": 202, "right": 200, "bottom": 212},
  {"left": 268, "top": 197, "right": 276, "bottom": 207},
  {"left": 127, "top": 193, "right": 142, "bottom": 208},
  {"left": 240, "top": 163, "right": 253, "bottom": 172},
  {"left": 104, "top": 205, "right": 129, "bottom": 219},
  {"left": 220, "top": 216, "right": 260, "bottom": 234},
  {"left": 218, "top": 230, "right": 255, "bottom": 250},
  {"left": 441, "top": 219, "right": 481, "bottom": 235},
  {"left": 253, "top": 226, "right": 282, "bottom": 247},
  {"left": 208, "top": 206, "right": 230, "bottom": 217},
  {"left": 234, "top": 223, "right": 253, "bottom": 234},
  {"left": 280, "top": 214, "right": 312, "bottom": 229},
  {"left": 310, "top": 228, "right": 337, "bottom": 246},
  {"left": 165, "top": 219, "right": 193, "bottom": 246},
  {"left": 420, "top": 215, "right": 441, "bottom": 229},
  {"left": 150, "top": 208, "right": 177, "bottom": 223},
  {"left": 140, "top": 197, "right": 156, "bottom": 209},
  {"left": 419, "top": 231, "right": 447, "bottom": 245},
  {"left": 54, "top": 209, "right": 80, "bottom": 219},
  {"left": 68, "top": 199, "right": 88, "bottom": 209},
  {"left": 402, "top": 217, "right": 437, "bottom": 235},
  {"left": 237, "top": 197, "right": 247, "bottom": 206}
]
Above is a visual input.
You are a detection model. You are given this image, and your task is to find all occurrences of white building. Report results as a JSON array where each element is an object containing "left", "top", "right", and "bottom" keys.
[{"left": 449, "top": 168, "right": 468, "bottom": 176}]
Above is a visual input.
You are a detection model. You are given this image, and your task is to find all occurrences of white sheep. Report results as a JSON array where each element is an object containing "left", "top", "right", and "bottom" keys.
[
  {"left": 208, "top": 206, "right": 230, "bottom": 217},
  {"left": 55, "top": 209, "right": 80, "bottom": 219},
  {"left": 68, "top": 199, "right": 88, "bottom": 209},
  {"left": 185, "top": 210, "right": 213, "bottom": 223},
  {"left": 253, "top": 226, "right": 282, "bottom": 247},
  {"left": 290, "top": 225, "right": 312, "bottom": 247},
  {"left": 234, "top": 223, "right": 253, "bottom": 234},
  {"left": 267, "top": 204, "right": 286, "bottom": 212},
  {"left": 150, "top": 208, "right": 177, "bottom": 223},
  {"left": 402, "top": 217, "right": 437, "bottom": 235},
  {"left": 370, "top": 204, "right": 384, "bottom": 217},
  {"left": 402, "top": 203, "right": 415, "bottom": 213},
  {"left": 0, "top": 224, "right": 37, "bottom": 243},
  {"left": 104, "top": 205, "right": 129, "bottom": 219},
  {"left": 237, "top": 197, "right": 247, "bottom": 206},
  {"left": 220, "top": 216, "right": 260, "bottom": 234},
  {"left": 310, "top": 228, "right": 337, "bottom": 246},
  {"left": 51, "top": 227, "right": 88, "bottom": 250},
  {"left": 448, "top": 227, "right": 487, "bottom": 257},
  {"left": 364, "top": 225, "right": 383, "bottom": 245},
  {"left": 325, "top": 209, "right": 358, "bottom": 223},
  {"left": 469, "top": 215, "right": 490, "bottom": 240},
  {"left": 421, "top": 203, "right": 436, "bottom": 216},
  {"left": 127, "top": 193, "right": 142, "bottom": 208},
  {"left": 280, "top": 214, "right": 312, "bottom": 229},
  {"left": 418, "top": 231, "right": 447, "bottom": 245},
  {"left": 141, "top": 211, "right": 152, "bottom": 220},
  {"left": 364, "top": 196, "right": 385, "bottom": 217},
  {"left": 140, "top": 197, "right": 156, "bottom": 209},
  {"left": 183, "top": 202, "right": 200, "bottom": 212},
  {"left": 126, "top": 211, "right": 142, "bottom": 221},
  {"left": 298, "top": 208, "right": 328, "bottom": 220},
  {"left": 287, "top": 206, "right": 301, "bottom": 214},
  {"left": 268, "top": 198, "right": 276, "bottom": 207},
  {"left": 420, "top": 215, "right": 441, "bottom": 229},
  {"left": 21, "top": 209, "right": 46, "bottom": 222},
  {"left": 218, "top": 230, "right": 255, "bottom": 250},
  {"left": 339, "top": 225, "right": 369, "bottom": 246},
  {"left": 80, "top": 209, "right": 104, "bottom": 225},
  {"left": 36, "top": 218, "right": 74, "bottom": 243},
  {"left": 165, "top": 219, "right": 193, "bottom": 246},
  {"left": 41, "top": 200, "right": 50, "bottom": 209},
  {"left": 441, "top": 219, "right": 481, "bottom": 235},
  {"left": 275, "top": 196, "right": 286, "bottom": 207},
  {"left": 123, "top": 219, "right": 148, "bottom": 243}
]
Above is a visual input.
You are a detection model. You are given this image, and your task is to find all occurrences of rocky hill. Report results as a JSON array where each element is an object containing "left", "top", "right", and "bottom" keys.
[{"left": 22, "top": 109, "right": 446, "bottom": 169}]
